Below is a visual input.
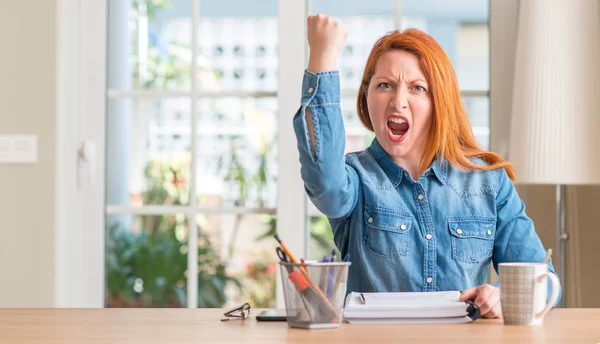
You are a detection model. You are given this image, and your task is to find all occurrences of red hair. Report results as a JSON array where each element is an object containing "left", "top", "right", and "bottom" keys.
[{"left": 357, "top": 29, "right": 515, "bottom": 181}]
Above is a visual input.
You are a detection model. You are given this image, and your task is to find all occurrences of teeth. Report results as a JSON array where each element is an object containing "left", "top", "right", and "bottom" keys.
[{"left": 388, "top": 117, "right": 407, "bottom": 124}]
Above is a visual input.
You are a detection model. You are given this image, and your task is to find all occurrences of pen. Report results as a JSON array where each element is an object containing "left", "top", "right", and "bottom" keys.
[
  {"left": 330, "top": 256, "right": 350, "bottom": 302},
  {"left": 360, "top": 293, "right": 366, "bottom": 304},
  {"left": 319, "top": 257, "right": 329, "bottom": 292},
  {"left": 327, "top": 250, "right": 336, "bottom": 299}
]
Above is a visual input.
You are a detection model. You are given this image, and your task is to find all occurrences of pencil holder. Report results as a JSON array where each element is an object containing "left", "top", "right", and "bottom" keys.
[{"left": 279, "top": 261, "right": 351, "bottom": 329}]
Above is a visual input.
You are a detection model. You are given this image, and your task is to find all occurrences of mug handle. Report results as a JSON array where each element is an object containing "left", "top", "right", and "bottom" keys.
[{"left": 535, "top": 272, "right": 560, "bottom": 319}]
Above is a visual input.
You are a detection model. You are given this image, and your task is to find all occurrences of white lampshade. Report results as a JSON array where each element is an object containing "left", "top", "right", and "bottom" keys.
[{"left": 509, "top": 0, "right": 600, "bottom": 185}]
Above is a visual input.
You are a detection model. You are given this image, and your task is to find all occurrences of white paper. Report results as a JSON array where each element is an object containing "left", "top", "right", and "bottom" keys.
[
  {"left": 345, "top": 316, "right": 473, "bottom": 324},
  {"left": 343, "top": 291, "right": 474, "bottom": 324}
]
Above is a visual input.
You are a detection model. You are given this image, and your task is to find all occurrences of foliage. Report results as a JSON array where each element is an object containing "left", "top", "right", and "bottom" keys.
[
  {"left": 216, "top": 137, "right": 278, "bottom": 308},
  {"left": 233, "top": 250, "right": 278, "bottom": 308},
  {"left": 131, "top": 0, "right": 195, "bottom": 89},
  {"left": 105, "top": 159, "right": 241, "bottom": 308},
  {"left": 310, "top": 216, "right": 337, "bottom": 261},
  {"left": 217, "top": 136, "right": 273, "bottom": 208},
  {"left": 134, "top": 0, "right": 171, "bottom": 20}
]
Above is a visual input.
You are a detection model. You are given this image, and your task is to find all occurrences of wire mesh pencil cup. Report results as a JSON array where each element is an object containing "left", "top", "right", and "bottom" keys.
[{"left": 279, "top": 261, "right": 351, "bottom": 329}]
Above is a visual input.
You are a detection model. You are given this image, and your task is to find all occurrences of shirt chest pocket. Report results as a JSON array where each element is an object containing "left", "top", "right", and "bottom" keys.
[
  {"left": 364, "top": 207, "right": 412, "bottom": 258},
  {"left": 448, "top": 217, "right": 496, "bottom": 264}
]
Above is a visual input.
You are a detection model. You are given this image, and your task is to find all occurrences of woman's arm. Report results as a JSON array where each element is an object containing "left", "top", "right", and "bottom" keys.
[
  {"left": 492, "top": 168, "right": 562, "bottom": 305},
  {"left": 460, "top": 168, "right": 561, "bottom": 317},
  {"left": 292, "top": 15, "right": 359, "bottom": 219}
]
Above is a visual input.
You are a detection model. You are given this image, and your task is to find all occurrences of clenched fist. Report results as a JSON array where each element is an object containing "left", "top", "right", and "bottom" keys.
[{"left": 307, "top": 14, "right": 347, "bottom": 73}]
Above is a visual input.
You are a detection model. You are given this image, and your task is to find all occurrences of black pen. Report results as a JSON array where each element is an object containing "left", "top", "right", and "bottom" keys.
[{"left": 360, "top": 293, "right": 366, "bottom": 304}]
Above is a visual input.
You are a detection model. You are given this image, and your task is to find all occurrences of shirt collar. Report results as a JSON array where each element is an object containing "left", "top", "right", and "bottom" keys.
[
  {"left": 368, "top": 138, "right": 447, "bottom": 186},
  {"left": 425, "top": 157, "right": 448, "bottom": 185}
]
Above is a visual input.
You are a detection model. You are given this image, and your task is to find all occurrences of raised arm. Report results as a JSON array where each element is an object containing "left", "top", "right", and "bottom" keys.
[
  {"left": 306, "top": 14, "right": 346, "bottom": 74},
  {"left": 293, "top": 15, "right": 359, "bottom": 219},
  {"left": 304, "top": 14, "right": 347, "bottom": 152}
]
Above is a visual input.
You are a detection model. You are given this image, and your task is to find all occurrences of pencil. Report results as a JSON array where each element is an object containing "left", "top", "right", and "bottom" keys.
[
  {"left": 330, "top": 264, "right": 347, "bottom": 303},
  {"left": 274, "top": 234, "right": 340, "bottom": 321}
]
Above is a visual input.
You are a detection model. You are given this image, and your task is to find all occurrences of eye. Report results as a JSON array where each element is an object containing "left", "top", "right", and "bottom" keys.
[
  {"left": 376, "top": 82, "right": 392, "bottom": 90},
  {"left": 412, "top": 85, "right": 427, "bottom": 93}
]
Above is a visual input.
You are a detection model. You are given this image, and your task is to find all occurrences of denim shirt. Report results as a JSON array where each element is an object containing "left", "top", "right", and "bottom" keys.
[{"left": 293, "top": 70, "right": 560, "bottom": 302}]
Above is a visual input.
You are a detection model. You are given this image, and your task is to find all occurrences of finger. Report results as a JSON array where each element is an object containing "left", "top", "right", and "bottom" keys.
[
  {"left": 459, "top": 287, "right": 478, "bottom": 302},
  {"left": 495, "top": 301, "right": 503, "bottom": 319},
  {"left": 474, "top": 285, "right": 495, "bottom": 309},
  {"left": 477, "top": 288, "right": 499, "bottom": 316},
  {"left": 483, "top": 299, "right": 502, "bottom": 319}
]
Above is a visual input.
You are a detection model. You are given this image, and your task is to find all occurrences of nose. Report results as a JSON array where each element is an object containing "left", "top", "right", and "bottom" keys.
[{"left": 389, "top": 86, "right": 408, "bottom": 111}]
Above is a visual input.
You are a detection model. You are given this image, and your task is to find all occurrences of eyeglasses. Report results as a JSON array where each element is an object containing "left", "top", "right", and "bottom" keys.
[{"left": 221, "top": 302, "right": 251, "bottom": 321}]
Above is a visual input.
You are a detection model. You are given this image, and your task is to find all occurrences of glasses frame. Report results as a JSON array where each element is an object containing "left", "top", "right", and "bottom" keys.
[{"left": 221, "top": 302, "right": 252, "bottom": 321}]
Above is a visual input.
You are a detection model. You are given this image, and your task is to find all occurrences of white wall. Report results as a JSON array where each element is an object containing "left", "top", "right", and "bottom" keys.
[{"left": 0, "top": 1, "right": 57, "bottom": 307}]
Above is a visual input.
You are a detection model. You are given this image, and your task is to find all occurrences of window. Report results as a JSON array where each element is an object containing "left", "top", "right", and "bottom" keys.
[
  {"left": 105, "top": 0, "right": 279, "bottom": 309},
  {"left": 307, "top": 0, "right": 491, "bottom": 260},
  {"left": 402, "top": 3, "right": 491, "bottom": 149},
  {"left": 101, "top": 0, "right": 491, "bottom": 309}
]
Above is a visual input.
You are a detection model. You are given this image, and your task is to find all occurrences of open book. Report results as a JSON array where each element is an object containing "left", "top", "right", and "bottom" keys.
[{"left": 343, "top": 291, "right": 480, "bottom": 324}]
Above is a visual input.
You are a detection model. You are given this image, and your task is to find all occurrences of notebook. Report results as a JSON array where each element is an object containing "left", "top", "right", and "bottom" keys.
[{"left": 343, "top": 291, "right": 480, "bottom": 324}]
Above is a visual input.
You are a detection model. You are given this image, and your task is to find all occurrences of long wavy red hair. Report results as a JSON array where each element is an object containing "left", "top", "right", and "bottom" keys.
[{"left": 357, "top": 29, "right": 515, "bottom": 181}]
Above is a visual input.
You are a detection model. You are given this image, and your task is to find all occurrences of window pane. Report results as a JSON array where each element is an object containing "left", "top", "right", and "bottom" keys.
[
  {"left": 107, "top": 0, "right": 192, "bottom": 91},
  {"left": 105, "top": 214, "right": 188, "bottom": 308},
  {"left": 308, "top": 215, "right": 337, "bottom": 261},
  {"left": 311, "top": 0, "right": 395, "bottom": 89},
  {"left": 341, "top": 96, "right": 375, "bottom": 153},
  {"left": 197, "top": 213, "right": 278, "bottom": 308},
  {"left": 196, "top": 1, "right": 278, "bottom": 92},
  {"left": 197, "top": 97, "right": 278, "bottom": 208},
  {"left": 106, "top": 98, "right": 191, "bottom": 206},
  {"left": 463, "top": 96, "right": 490, "bottom": 150},
  {"left": 457, "top": 24, "right": 489, "bottom": 91},
  {"left": 401, "top": 0, "right": 490, "bottom": 91}
]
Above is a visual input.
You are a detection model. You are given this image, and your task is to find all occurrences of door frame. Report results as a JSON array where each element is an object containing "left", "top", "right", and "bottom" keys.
[{"left": 55, "top": 0, "right": 107, "bottom": 307}]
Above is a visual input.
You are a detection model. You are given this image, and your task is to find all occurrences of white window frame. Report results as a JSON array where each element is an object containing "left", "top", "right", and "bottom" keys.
[
  {"left": 55, "top": 0, "right": 516, "bottom": 308},
  {"left": 55, "top": 0, "right": 307, "bottom": 308}
]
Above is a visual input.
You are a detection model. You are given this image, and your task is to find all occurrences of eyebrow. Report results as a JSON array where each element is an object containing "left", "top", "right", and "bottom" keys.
[{"left": 374, "top": 76, "right": 427, "bottom": 84}]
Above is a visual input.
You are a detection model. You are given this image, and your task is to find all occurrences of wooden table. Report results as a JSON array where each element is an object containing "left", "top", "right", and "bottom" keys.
[{"left": 1, "top": 308, "right": 599, "bottom": 343}]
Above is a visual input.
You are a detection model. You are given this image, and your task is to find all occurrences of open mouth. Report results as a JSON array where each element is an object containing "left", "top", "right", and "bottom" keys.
[{"left": 387, "top": 117, "right": 410, "bottom": 141}]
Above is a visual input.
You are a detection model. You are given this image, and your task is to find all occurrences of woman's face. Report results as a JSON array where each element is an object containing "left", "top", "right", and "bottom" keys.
[{"left": 366, "top": 50, "right": 433, "bottom": 166}]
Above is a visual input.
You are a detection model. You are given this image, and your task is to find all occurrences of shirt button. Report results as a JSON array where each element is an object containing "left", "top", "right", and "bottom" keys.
[
  {"left": 426, "top": 277, "right": 433, "bottom": 284},
  {"left": 368, "top": 217, "right": 374, "bottom": 223},
  {"left": 425, "top": 234, "right": 433, "bottom": 240},
  {"left": 308, "top": 87, "right": 314, "bottom": 93},
  {"left": 417, "top": 194, "right": 424, "bottom": 200},
  {"left": 487, "top": 230, "right": 492, "bottom": 236},
  {"left": 400, "top": 224, "right": 407, "bottom": 230},
  {"left": 456, "top": 229, "right": 463, "bottom": 235}
]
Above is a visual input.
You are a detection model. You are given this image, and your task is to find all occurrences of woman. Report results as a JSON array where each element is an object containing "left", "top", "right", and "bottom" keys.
[{"left": 293, "top": 14, "right": 560, "bottom": 318}]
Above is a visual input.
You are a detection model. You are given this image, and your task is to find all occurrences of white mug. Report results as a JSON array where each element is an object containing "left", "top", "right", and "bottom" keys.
[{"left": 499, "top": 262, "right": 560, "bottom": 325}]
